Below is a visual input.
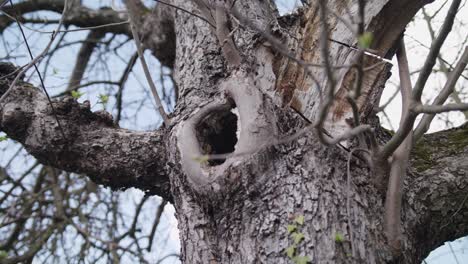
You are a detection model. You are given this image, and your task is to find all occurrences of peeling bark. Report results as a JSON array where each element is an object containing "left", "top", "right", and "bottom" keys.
[{"left": 273, "top": 0, "right": 429, "bottom": 134}]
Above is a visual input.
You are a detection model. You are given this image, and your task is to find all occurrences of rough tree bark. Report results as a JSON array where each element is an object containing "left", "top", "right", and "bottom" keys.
[{"left": 1, "top": 0, "right": 467, "bottom": 263}]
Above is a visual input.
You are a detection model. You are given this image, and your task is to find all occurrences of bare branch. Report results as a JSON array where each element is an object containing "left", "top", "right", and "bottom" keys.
[
  {"left": 413, "top": 46, "right": 468, "bottom": 140},
  {"left": 126, "top": 0, "right": 170, "bottom": 126},
  {"left": 67, "top": 30, "right": 106, "bottom": 91},
  {"left": 147, "top": 199, "right": 167, "bottom": 252},
  {"left": 412, "top": 0, "right": 462, "bottom": 101},
  {"left": 314, "top": 0, "right": 338, "bottom": 145},
  {"left": 1, "top": 0, "right": 70, "bottom": 139},
  {"left": 154, "top": 0, "right": 215, "bottom": 28},
  {"left": 116, "top": 52, "right": 139, "bottom": 124},
  {"left": 191, "top": 0, "right": 216, "bottom": 26},
  {"left": 383, "top": 37, "right": 413, "bottom": 253},
  {"left": 415, "top": 103, "right": 468, "bottom": 114}
]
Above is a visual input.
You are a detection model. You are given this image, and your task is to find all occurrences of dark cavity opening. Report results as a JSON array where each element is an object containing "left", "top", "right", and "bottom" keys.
[{"left": 196, "top": 106, "right": 238, "bottom": 166}]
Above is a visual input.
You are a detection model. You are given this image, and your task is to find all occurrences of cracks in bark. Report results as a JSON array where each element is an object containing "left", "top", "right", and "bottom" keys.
[
  {"left": 405, "top": 122, "right": 468, "bottom": 263},
  {"left": 2, "top": 0, "right": 467, "bottom": 262},
  {"left": 214, "top": 1, "right": 241, "bottom": 67},
  {"left": 191, "top": 0, "right": 241, "bottom": 67},
  {"left": 171, "top": 1, "right": 464, "bottom": 260},
  {"left": 0, "top": 63, "right": 173, "bottom": 200}
]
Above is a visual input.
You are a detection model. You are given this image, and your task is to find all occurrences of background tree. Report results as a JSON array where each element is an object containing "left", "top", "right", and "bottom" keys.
[{"left": 0, "top": 0, "right": 467, "bottom": 263}]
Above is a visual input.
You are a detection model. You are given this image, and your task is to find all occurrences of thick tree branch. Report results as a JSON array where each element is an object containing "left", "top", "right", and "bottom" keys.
[
  {"left": 406, "top": 122, "right": 468, "bottom": 262},
  {"left": 0, "top": 63, "right": 172, "bottom": 200}
]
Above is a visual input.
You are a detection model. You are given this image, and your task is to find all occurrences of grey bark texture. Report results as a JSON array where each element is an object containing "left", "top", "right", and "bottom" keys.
[{"left": 0, "top": 0, "right": 467, "bottom": 263}]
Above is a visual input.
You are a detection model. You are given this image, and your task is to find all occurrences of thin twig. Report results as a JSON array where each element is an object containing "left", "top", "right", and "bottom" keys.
[
  {"left": 415, "top": 103, "right": 468, "bottom": 114},
  {"left": 448, "top": 242, "right": 461, "bottom": 264},
  {"left": 203, "top": 122, "right": 371, "bottom": 162},
  {"left": 147, "top": 199, "right": 167, "bottom": 251},
  {"left": 376, "top": 85, "right": 401, "bottom": 112},
  {"left": 127, "top": 0, "right": 170, "bottom": 126},
  {"left": 230, "top": 8, "right": 322, "bottom": 95},
  {"left": 314, "top": 0, "right": 338, "bottom": 145},
  {"left": 412, "top": 0, "right": 462, "bottom": 101},
  {"left": 0, "top": 10, "right": 130, "bottom": 34},
  {"left": 404, "top": 33, "right": 468, "bottom": 81},
  {"left": 153, "top": 0, "right": 215, "bottom": 28},
  {"left": 413, "top": 46, "right": 468, "bottom": 140},
  {"left": 0, "top": 0, "right": 8, "bottom": 9},
  {"left": 0, "top": 0, "right": 69, "bottom": 139}
]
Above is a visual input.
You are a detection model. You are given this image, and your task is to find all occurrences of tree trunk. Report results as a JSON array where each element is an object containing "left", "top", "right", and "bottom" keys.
[{"left": 1, "top": 0, "right": 468, "bottom": 263}]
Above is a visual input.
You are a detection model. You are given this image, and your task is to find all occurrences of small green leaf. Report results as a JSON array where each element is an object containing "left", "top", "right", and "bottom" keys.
[
  {"left": 287, "top": 224, "right": 297, "bottom": 234},
  {"left": 98, "top": 94, "right": 109, "bottom": 109},
  {"left": 0, "top": 250, "right": 7, "bottom": 259},
  {"left": 98, "top": 94, "right": 109, "bottom": 104},
  {"left": 0, "top": 136, "right": 8, "bottom": 142},
  {"left": 71, "top": 90, "right": 84, "bottom": 99},
  {"left": 358, "top": 32, "right": 373, "bottom": 49},
  {"left": 334, "top": 233, "right": 345, "bottom": 243},
  {"left": 293, "top": 255, "right": 310, "bottom": 264},
  {"left": 292, "top": 232, "right": 305, "bottom": 244},
  {"left": 294, "top": 215, "right": 305, "bottom": 225},
  {"left": 285, "top": 245, "right": 296, "bottom": 258}
]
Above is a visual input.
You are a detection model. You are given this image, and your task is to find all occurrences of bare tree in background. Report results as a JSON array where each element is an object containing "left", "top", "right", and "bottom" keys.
[
  {"left": 0, "top": 1, "right": 177, "bottom": 263},
  {"left": 0, "top": 0, "right": 468, "bottom": 263}
]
